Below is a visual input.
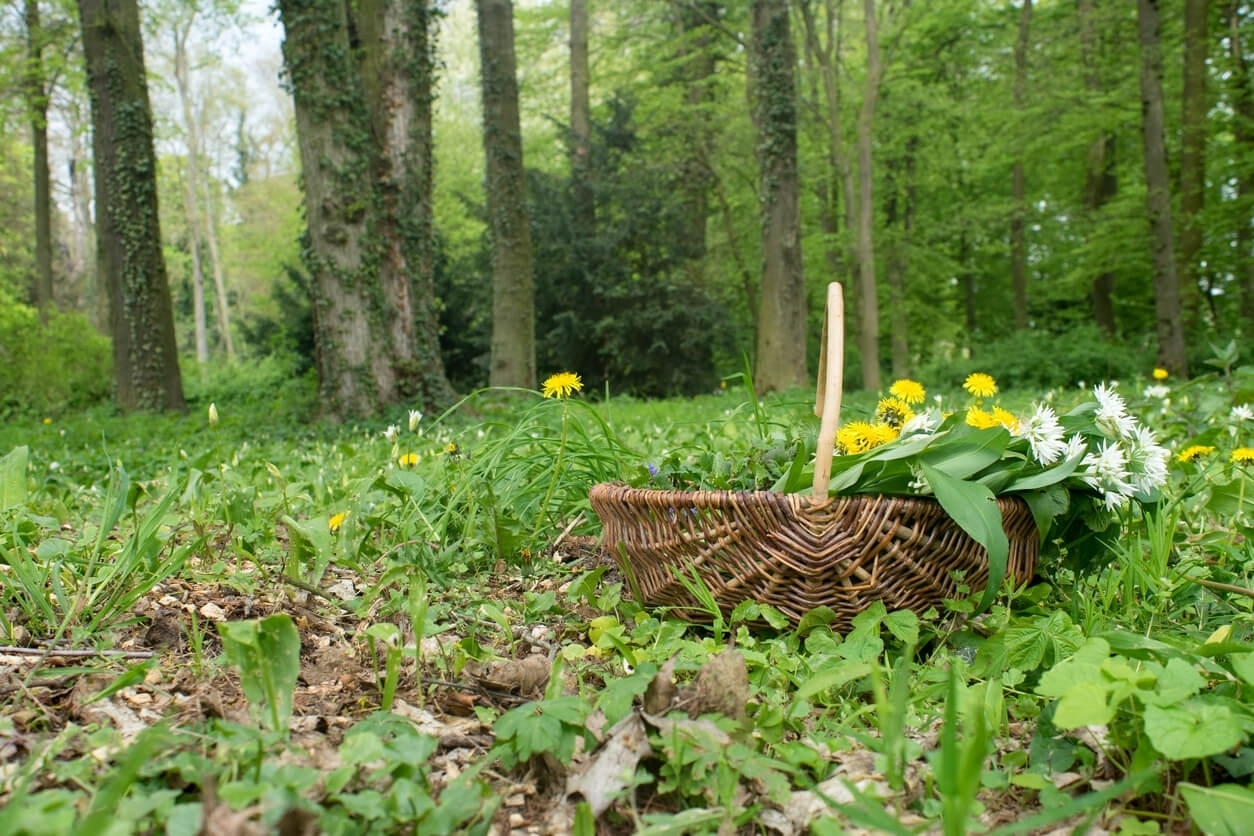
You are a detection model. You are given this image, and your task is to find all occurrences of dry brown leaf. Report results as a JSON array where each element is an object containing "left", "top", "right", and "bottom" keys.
[
  {"left": 643, "top": 656, "right": 678, "bottom": 715},
  {"left": 566, "top": 712, "right": 653, "bottom": 817},
  {"left": 689, "top": 650, "right": 749, "bottom": 720},
  {"left": 475, "top": 654, "right": 551, "bottom": 696}
]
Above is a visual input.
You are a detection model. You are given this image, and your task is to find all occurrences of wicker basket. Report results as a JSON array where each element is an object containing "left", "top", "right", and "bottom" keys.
[
  {"left": 588, "top": 283, "right": 1040, "bottom": 629},
  {"left": 588, "top": 484, "right": 1038, "bottom": 629}
]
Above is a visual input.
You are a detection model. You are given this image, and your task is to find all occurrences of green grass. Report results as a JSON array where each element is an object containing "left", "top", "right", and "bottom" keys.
[{"left": 3, "top": 359, "right": 1254, "bottom": 833}]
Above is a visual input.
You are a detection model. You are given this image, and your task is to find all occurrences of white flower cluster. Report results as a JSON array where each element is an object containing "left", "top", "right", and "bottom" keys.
[
  {"left": 1079, "top": 384, "right": 1169, "bottom": 510},
  {"left": 1011, "top": 384, "right": 1169, "bottom": 512}
]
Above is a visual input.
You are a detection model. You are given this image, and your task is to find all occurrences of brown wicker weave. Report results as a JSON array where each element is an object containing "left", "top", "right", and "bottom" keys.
[{"left": 588, "top": 484, "right": 1039, "bottom": 630}]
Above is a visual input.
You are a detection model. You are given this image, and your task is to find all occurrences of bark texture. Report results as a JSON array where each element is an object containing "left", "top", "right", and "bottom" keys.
[
  {"left": 854, "top": 0, "right": 882, "bottom": 390},
  {"left": 26, "top": 0, "right": 54, "bottom": 321},
  {"left": 1228, "top": 2, "right": 1254, "bottom": 328},
  {"left": 1179, "top": 0, "right": 1207, "bottom": 319},
  {"left": 78, "top": 0, "right": 186, "bottom": 412},
  {"left": 278, "top": 0, "right": 454, "bottom": 419},
  {"left": 750, "top": 0, "right": 808, "bottom": 394},
  {"left": 477, "top": 0, "right": 536, "bottom": 388},
  {"left": 1078, "top": 0, "right": 1117, "bottom": 336},
  {"left": 570, "top": 0, "right": 594, "bottom": 238},
  {"left": 1136, "top": 0, "right": 1188, "bottom": 376},
  {"left": 1010, "top": 0, "right": 1031, "bottom": 331}
]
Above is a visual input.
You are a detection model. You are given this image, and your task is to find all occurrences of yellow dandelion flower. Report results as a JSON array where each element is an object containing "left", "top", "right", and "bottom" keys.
[
  {"left": 1177, "top": 445, "right": 1216, "bottom": 463},
  {"left": 836, "top": 421, "right": 883, "bottom": 454},
  {"left": 446, "top": 441, "right": 458, "bottom": 455},
  {"left": 875, "top": 396, "right": 915, "bottom": 429},
  {"left": 1232, "top": 448, "right": 1254, "bottom": 464},
  {"left": 398, "top": 453, "right": 419, "bottom": 467},
  {"left": 966, "top": 406, "right": 999, "bottom": 430},
  {"left": 542, "top": 371, "right": 584, "bottom": 399},
  {"left": 329, "top": 511, "right": 348, "bottom": 533},
  {"left": 889, "top": 379, "right": 926, "bottom": 405},
  {"left": 42, "top": 417, "right": 52, "bottom": 425},
  {"left": 963, "top": 372, "right": 998, "bottom": 399},
  {"left": 872, "top": 423, "right": 900, "bottom": 445},
  {"left": 991, "top": 406, "right": 1019, "bottom": 433},
  {"left": 1152, "top": 368, "right": 1169, "bottom": 381}
]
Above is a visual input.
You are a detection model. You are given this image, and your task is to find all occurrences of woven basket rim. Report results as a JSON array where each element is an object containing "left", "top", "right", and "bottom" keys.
[{"left": 589, "top": 481, "right": 1032, "bottom": 510}]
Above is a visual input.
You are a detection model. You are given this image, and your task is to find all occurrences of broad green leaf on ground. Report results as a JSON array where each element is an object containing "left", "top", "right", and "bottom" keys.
[
  {"left": 0, "top": 445, "right": 28, "bottom": 510},
  {"left": 1179, "top": 783, "right": 1254, "bottom": 836},
  {"left": 219, "top": 614, "right": 301, "bottom": 734},
  {"left": 919, "top": 461, "right": 1008, "bottom": 612},
  {"left": 1144, "top": 700, "right": 1245, "bottom": 760}
]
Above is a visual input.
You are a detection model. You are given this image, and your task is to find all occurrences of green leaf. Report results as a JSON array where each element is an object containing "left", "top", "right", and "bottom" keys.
[
  {"left": 1003, "top": 452, "right": 1083, "bottom": 492},
  {"left": 218, "top": 614, "right": 301, "bottom": 734},
  {"left": 0, "top": 446, "right": 29, "bottom": 510},
  {"left": 921, "top": 425, "right": 1010, "bottom": 479},
  {"left": 919, "top": 462, "right": 1008, "bottom": 612},
  {"left": 1179, "top": 783, "right": 1254, "bottom": 836},
  {"left": 1144, "top": 700, "right": 1245, "bottom": 760}
]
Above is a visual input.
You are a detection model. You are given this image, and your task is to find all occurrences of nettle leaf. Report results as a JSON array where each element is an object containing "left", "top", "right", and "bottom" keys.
[
  {"left": 1180, "top": 783, "right": 1254, "bottom": 836},
  {"left": 1053, "top": 680, "right": 1115, "bottom": 729},
  {"left": 218, "top": 614, "right": 301, "bottom": 734},
  {"left": 920, "top": 462, "right": 1008, "bottom": 612},
  {"left": 1037, "top": 638, "right": 1111, "bottom": 699},
  {"left": 1144, "top": 699, "right": 1245, "bottom": 760},
  {"left": 0, "top": 446, "right": 29, "bottom": 511}
]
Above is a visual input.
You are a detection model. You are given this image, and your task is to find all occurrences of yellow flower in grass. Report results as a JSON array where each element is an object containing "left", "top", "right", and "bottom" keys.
[
  {"left": 836, "top": 421, "right": 885, "bottom": 454},
  {"left": 542, "top": 371, "right": 583, "bottom": 399},
  {"left": 1232, "top": 448, "right": 1254, "bottom": 464},
  {"left": 875, "top": 396, "right": 915, "bottom": 429},
  {"left": 889, "top": 379, "right": 926, "bottom": 405},
  {"left": 1177, "top": 445, "right": 1216, "bottom": 463},
  {"left": 963, "top": 372, "right": 998, "bottom": 399},
  {"left": 398, "top": 453, "right": 419, "bottom": 467},
  {"left": 329, "top": 511, "right": 349, "bottom": 533},
  {"left": 1152, "top": 368, "right": 1170, "bottom": 381}
]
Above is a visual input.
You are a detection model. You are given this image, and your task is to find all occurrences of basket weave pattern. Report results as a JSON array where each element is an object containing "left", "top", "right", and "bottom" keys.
[{"left": 589, "top": 483, "right": 1039, "bottom": 629}]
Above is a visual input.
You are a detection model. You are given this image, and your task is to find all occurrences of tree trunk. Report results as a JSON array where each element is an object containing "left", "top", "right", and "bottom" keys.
[
  {"left": 798, "top": 0, "right": 856, "bottom": 344},
  {"left": 1179, "top": 0, "right": 1207, "bottom": 323},
  {"left": 172, "top": 17, "right": 209, "bottom": 363},
  {"left": 201, "top": 171, "right": 236, "bottom": 360},
  {"left": 672, "top": 1, "right": 719, "bottom": 282},
  {"left": 855, "top": 0, "right": 883, "bottom": 390},
  {"left": 1010, "top": 0, "right": 1031, "bottom": 331},
  {"left": 477, "top": 0, "right": 536, "bottom": 389},
  {"left": 278, "top": 0, "right": 455, "bottom": 418},
  {"left": 570, "top": 0, "right": 594, "bottom": 239},
  {"left": 750, "top": 0, "right": 808, "bottom": 394},
  {"left": 885, "top": 137, "right": 915, "bottom": 379},
  {"left": 1136, "top": 0, "right": 1188, "bottom": 377},
  {"left": 1078, "top": 0, "right": 1118, "bottom": 336},
  {"left": 25, "top": 0, "right": 54, "bottom": 322},
  {"left": 78, "top": 0, "right": 185, "bottom": 412},
  {"left": 1228, "top": 2, "right": 1254, "bottom": 328}
]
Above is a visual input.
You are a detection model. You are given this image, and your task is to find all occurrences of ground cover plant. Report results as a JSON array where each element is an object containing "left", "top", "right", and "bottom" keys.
[{"left": 4, "top": 354, "right": 1254, "bottom": 834}]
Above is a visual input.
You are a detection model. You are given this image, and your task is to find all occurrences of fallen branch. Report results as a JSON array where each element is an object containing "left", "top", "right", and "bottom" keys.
[{"left": 0, "top": 646, "right": 155, "bottom": 659}]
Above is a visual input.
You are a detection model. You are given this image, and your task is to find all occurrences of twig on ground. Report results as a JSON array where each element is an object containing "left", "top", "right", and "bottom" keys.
[{"left": 0, "top": 646, "right": 155, "bottom": 660}]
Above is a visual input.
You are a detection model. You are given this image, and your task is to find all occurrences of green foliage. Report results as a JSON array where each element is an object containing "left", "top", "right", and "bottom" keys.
[
  {"left": 0, "top": 302, "right": 112, "bottom": 418},
  {"left": 218, "top": 614, "right": 302, "bottom": 734}
]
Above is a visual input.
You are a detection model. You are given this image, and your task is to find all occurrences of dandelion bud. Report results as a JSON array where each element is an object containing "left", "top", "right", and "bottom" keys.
[{"left": 208, "top": 403, "right": 219, "bottom": 427}]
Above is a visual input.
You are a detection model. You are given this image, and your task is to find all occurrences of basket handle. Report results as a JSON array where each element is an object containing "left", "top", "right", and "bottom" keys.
[{"left": 812, "top": 282, "right": 845, "bottom": 495}]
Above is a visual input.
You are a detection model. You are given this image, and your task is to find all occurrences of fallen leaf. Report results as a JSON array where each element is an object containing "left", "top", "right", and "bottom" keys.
[{"left": 566, "top": 712, "right": 653, "bottom": 817}]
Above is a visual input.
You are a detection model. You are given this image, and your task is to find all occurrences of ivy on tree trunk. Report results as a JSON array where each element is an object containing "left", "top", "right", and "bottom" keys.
[
  {"left": 277, "top": 0, "right": 454, "bottom": 420},
  {"left": 750, "top": 0, "right": 808, "bottom": 395},
  {"left": 78, "top": 0, "right": 186, "bottom": 413}
]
